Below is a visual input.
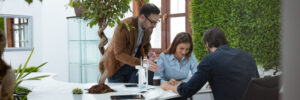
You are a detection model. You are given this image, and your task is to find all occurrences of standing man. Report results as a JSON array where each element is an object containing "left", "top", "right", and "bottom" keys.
[
  {"left": 100, "top": 3, "right": 160, "bottom": 83},
  {"left": 160, "top": 27, "right": 259, "bottom": 100}
]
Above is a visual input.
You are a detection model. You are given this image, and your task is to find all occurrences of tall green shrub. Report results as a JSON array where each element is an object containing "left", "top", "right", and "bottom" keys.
[
  {"left": 0, "top": 18, "right": 4, "bottom": 31},
  {"left": 191, "top": 0, "right": 280, "bottom": 72}
]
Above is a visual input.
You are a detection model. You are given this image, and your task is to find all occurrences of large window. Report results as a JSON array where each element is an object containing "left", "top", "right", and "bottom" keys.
[
  {"left": 150, "top": 0, "right": 192, "bottom": 54},
  {"left": 0, "top": 15, "right": 33, "bottom": 51},
  {"left": 3, "top": 17, "right": 30, "bottom": 48},
  {"left": 147, "top": 0, "right": 162, "bottom": 49},
  {"left": 133, "top": 0, "right": 192, "bottom": 54},
  {"left": 12, "top": 18, "right": 29, "bottom": 47}
]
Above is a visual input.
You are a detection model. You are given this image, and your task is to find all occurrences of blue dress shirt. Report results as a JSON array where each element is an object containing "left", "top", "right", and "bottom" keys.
[
  {"left": 154, "top": 53, "right": 198, "bottom": 82},
  {"left": 132, "top": 17, "right": 144, "bottom": 56}
]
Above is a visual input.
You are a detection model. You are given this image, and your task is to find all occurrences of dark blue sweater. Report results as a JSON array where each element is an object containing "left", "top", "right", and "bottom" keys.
[{"left": 177, "top": 45, "right": 259, "bottom": 100}]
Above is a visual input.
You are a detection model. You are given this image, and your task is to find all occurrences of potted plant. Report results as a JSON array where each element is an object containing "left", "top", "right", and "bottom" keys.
[
  {"left": 1, "top": 1, "right": 45, "bottom": 100},
  {"left": 68, "top": 0, "right": 135, "bottom": 94},
  {"left": 24, "top": 0, "right": 43, "bottom": 4},
  {"left": 13, "top": 48, "right": 49, "bottom": 100},
  {"left": 72, "top": 88, "right": 83, "bottom": 100},
  {"left": 68, "top": 0, "right": 85, "bottom": 17},
  {"left": 0, "top": 31, "right": 48, "bottom": 100}
]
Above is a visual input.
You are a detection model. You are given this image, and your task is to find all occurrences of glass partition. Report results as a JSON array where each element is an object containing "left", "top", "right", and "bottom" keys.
[{"left": 67, "top": 16, "right": 114, "bottom": 83}]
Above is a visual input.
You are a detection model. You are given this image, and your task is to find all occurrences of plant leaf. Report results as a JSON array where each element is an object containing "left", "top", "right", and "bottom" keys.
[
  {"left": 21, "top": 62, "right": 48, "bottom": 79},
  {"left": 25, "top": 75, "right": 49, "bottom": 81},
  {"left": 15, "top": 64, "right": 22, "bottom": 77},
  {"left": 124, "top": 23, "right": 131, "bottom": 32},
  {"left": 15, "top": 80, "right": 23, "bottom": 89},
  {"left": 25, "top": 0, "right": 33, "bottom": 4},
  {"left": 17, "top": 48, "right": 34, "bottom": 81}
]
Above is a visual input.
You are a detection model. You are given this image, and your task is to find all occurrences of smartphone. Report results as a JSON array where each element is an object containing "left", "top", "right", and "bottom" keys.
[
  {"left": 124, "top": 84, "right": 138, "bottom": 87},
  {"left": 111, "top": 95, "right": 145, "bottom": 100}
]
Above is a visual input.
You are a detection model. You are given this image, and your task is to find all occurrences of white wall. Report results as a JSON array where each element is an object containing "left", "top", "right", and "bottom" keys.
[
  {"left": 39, "top": 0, "right": 133, "bottom": 82},
  {"left": 40, "top": 0, "right": 74, "bottom": 81},
  {"left": 0, "top": 0, "right": 74, "bottom": 81},
  {"left": 1, "top": 0, "right": 44, "bottom": 71}
]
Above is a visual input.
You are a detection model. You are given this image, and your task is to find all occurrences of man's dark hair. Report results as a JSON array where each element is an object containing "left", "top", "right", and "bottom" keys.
[
  {"left": 203, "top": 27, "right": 228, "bottom": 48},
  {"left": 139, "top": 3, "right": 160, "bottom": 17}
]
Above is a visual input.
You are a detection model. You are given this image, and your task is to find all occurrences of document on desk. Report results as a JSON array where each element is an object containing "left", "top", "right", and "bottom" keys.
[{"left": 144, "top": 88, "right": 177, "bottom": 99}]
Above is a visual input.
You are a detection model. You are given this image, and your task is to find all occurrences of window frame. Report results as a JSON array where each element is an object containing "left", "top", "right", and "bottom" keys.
[
  {"left": 0, "top": 14, "right": 33, "bottom": 51},
  {"left": 133, "top": 0, "right": 192, "bottom": 55}
]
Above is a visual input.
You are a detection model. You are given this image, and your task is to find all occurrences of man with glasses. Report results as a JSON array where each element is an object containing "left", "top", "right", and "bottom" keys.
[{"left": 100, "top": 3, "right": 160, "bottom": 83}]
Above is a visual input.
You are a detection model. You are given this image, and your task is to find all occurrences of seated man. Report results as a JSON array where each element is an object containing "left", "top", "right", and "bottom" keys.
[{"left": 160, "top": 27, "right": 259, "bottom": 100}]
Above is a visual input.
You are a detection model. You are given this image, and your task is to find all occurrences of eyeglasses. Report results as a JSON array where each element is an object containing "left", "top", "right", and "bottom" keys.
[{"left": 145, "top": 16, "right": 160, "bottom": 25}]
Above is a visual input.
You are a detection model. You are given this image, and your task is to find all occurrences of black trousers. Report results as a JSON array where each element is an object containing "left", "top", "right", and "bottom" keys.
[
  {"left": 108, "top": 64, "right": 155, "bottom": 84},
  {"left": 108, "top": 64, "right": 138, "bottom": 83}
]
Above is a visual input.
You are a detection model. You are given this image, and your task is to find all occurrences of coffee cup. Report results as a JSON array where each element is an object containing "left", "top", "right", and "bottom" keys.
[{"left": 152, "top": 76, "right": 161, "bottom": 86}]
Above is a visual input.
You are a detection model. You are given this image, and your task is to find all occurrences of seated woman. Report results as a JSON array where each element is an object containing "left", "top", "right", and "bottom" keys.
[{"left": 155, "top": 32, "right": 198, "bottom": 83}]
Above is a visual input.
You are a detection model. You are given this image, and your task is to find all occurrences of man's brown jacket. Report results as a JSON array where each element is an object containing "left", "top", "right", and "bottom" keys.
[{"left": 100, "top": 16, "right": 152, "bottom": 77}]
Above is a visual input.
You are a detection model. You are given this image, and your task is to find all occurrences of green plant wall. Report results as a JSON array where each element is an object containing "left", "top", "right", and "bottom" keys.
[
  {"left": 0, "top": 18, "right": 4, "bottom": 31},
  {"left": 191, "top": 0, "right": 280, "bottom": 71}
]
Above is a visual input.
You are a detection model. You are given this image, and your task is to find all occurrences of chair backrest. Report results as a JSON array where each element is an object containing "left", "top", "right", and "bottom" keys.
[{"left": 242, "top": 75, "right": 280, "bottom": 100}]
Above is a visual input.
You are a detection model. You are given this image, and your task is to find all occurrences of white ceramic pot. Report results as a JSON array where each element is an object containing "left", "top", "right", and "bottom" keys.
[{"left": 73, "top": 94, "right": 82, "bottom": 100}]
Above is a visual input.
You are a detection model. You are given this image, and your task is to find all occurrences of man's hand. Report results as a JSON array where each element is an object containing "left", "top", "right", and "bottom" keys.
[
  {"left": 148, "top": 52, "right": 156, "bottom": 61},
  {"left": 206, "top": 84, "right": 211, "bottom": 89},
  {"left": 148, "top": 60, "right": 158, "bottom": 72},
  {"left": 160, "top": 82, "right": 179, "bottom": 93}
]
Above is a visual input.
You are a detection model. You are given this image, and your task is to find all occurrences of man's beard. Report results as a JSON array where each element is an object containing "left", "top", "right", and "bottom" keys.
[
  {"left": 207, "top": 49, "right": 211, "bottom": 53},
  {"left": 205, "top": 46, "right": 211, "bottom": 53}
]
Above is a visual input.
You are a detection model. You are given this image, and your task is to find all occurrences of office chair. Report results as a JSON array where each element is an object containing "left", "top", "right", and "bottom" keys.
[{"left": 242, "top": 75, "right": 280, "bottom": 100}]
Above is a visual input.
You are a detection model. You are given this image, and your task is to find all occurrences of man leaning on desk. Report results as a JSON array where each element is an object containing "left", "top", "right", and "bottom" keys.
[
  {"left": 103, "top": 3, "right": 160, "bottom": 83},
  {"left": 160, "top": 27, "right": 259, "bottom": 100}
]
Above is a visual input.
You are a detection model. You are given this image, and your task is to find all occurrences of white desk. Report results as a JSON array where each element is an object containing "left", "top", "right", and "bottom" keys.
[{"left": 20, "top": 72, "right": 212, "bottom": 100}]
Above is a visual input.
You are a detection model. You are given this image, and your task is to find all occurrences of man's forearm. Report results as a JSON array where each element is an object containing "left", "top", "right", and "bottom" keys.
[{"left": 115, "top": 52, "right": 140, "bottom": 66}]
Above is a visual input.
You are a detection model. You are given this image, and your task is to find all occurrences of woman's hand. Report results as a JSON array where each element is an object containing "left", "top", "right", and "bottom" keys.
[
  {"left": 168, "top": 79, "right": 183, "bottom": 86},
  {"left": 168, "top": 79, "right": 177, "bottom": 85},
  {"left": 160, "top": 82, "right": 171, "bottom": 90}
]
